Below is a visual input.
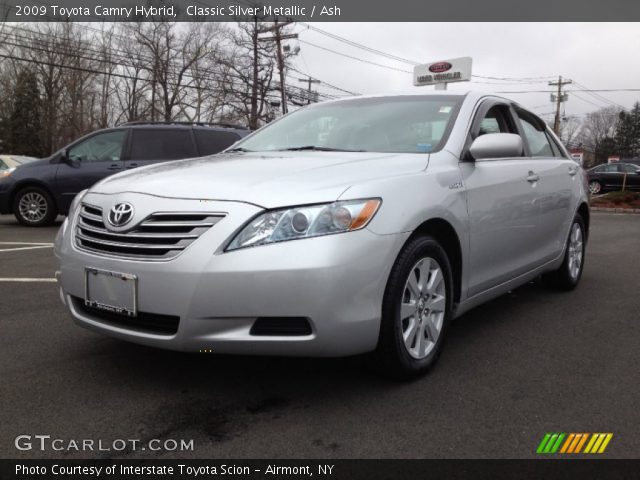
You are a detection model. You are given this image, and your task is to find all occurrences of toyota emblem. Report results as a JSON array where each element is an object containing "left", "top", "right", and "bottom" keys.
[{"left": 108, "top": 203, "right": 134, "bottom": 227}]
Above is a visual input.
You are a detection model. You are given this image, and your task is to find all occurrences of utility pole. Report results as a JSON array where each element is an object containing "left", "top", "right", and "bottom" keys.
[
  {"left": 250, "top": 17, "right": 259, "bottom": 130},
  {"left": 549, "top": 75, "right": 572, "bottom": 135},
  {"left": 259, "top": 20, "right": 297, "bottom": 115},
  {"left": 298, "top": 76, "right": 321, "bottom": 104}
]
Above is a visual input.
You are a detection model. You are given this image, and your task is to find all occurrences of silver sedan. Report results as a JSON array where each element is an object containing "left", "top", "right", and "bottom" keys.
[{"left": 55, "top": 92, "right": 589, "bottom": 377}]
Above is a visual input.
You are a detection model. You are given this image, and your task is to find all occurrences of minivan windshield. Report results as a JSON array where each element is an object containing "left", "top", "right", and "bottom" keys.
[{"left": 235, "top": 95, "right": 463, "bottom": 154}]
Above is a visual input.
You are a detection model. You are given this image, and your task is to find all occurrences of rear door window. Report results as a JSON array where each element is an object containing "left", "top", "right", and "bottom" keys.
[
  {"left": 619, "top": 164, "right": 639, "bottom": 173},
  {"left": 194, "top": 130, "right": 242, "bottom": 156},
  {"left": 129, "top": 129, "right": 197, "bottom": 161}
]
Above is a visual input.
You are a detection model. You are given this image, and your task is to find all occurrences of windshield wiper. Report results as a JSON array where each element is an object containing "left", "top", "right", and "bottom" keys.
[
  {"left": 280, "top": 146, "right": 365, "bottom": 152},
  {"left": 226, "top": 147, "right": 253, "bottom": 153}
]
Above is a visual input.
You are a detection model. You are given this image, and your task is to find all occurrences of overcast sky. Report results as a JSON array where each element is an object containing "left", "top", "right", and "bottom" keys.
[{"left": 289, "top": 22, "right": 640, "bottom": 120}]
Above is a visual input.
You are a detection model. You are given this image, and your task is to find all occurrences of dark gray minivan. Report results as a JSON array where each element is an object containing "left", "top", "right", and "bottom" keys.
[{"left": 0, "top": 122, "right": 249, "bottom": 226}]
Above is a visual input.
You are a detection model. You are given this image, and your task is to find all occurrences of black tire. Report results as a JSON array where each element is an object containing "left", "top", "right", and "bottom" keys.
[
  {"left": 374, "top": 235, "right": 454, "bottom": 379},
  {"left": 12, "top": 186, "right": 58, "bottom": 227},
  {"left": 588, "top": 180, "right": 602, "bottom": 195},
  {"left": 543, "top": 214, "right": 586, "bottom": 291}
]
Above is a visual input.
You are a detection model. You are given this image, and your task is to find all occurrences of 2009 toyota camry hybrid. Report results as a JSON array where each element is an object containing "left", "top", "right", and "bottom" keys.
[{"left": 54, "top": 92, "right": 589, "bottom": 377}]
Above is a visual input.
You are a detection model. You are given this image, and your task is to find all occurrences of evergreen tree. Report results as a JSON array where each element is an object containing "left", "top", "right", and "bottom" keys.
[
  {"left": 614, "top": 102, "right": 640, "bottom": 158},
  {"left": 8, "top": 69, "right": 44, "bottom": 157}
]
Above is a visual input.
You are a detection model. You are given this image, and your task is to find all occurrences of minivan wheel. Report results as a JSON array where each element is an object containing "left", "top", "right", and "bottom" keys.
[
  {"left": 543, "top": 214, "right": 586, "bottom": 291},
  {"left": 375, "top": 235, "right": 453, "bottom": 379},
  {"left": 588, "top": 180, "right": 602, "bottom": 195},
  {"left": 13, "top": 187, "right": 58, "bottom": 226}
]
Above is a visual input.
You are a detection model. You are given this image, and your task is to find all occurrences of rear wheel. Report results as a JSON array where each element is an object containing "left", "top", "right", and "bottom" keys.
[
  {"left": 588, "top": 180, "right": 602, "bottom": 195},
  {"left": 13, "top": 186, "right": 57, "bottom": 227},
  {"left": 543, "top": 214, "right": 586, "bottom": 290},
  {"left": 374, "top": 236, "right": 453, "bottom": 379}
]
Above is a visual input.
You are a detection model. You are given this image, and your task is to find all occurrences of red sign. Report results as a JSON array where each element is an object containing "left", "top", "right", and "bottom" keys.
[
  {"left": 429, "top": 62, "right": 452, "bottom": 73},
  {"left": 608, "top": 155, "right": 620, "bottom": 163}
]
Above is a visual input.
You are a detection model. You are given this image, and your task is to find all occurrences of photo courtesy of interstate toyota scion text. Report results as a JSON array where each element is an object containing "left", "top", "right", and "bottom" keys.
[{"left": 54, "top": 92, "right": 589, "bottom": 378}]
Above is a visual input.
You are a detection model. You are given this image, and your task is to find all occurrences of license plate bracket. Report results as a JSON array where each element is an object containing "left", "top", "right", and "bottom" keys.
[{"left": 84, "top": 267, "right": 137, "bottom": 317}]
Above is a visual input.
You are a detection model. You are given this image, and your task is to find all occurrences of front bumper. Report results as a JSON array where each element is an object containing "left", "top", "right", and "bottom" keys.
[{"left": 55, "top": 194, "right": 408, "bottom": 357}]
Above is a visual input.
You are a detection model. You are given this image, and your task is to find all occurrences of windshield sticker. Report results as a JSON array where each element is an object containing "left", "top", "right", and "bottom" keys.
[
  {"left": 439, "top": 106, "right": 453, "bottom": 113},
  {"left": 417, "top": 143, "right": 432, "bottom": 153}
]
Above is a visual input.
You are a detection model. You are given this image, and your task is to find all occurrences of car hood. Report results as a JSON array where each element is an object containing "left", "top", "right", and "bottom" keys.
[{"left": 92, "top": 151, "right": 428, "bottom": 208}]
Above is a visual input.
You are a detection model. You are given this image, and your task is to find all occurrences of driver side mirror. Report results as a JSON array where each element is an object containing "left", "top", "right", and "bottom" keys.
[
  {"left": 61, "top": 150, "right": 81, "bottom": 167},
  {"left": 469, "top": 133, "right": 523, "bottom": 161}
]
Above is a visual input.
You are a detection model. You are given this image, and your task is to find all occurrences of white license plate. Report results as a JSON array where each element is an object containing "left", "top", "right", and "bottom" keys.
[{"left": 84, "top": 268, "right": 137, "bottom": 317}]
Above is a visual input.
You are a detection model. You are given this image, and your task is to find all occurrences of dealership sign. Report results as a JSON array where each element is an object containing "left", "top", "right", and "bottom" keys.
[
  {"left": 570, "top": 149, "right": 584, "bottom": 165},
  {"left": 413, "top": 57, "right": 472, "bottom": 87}
]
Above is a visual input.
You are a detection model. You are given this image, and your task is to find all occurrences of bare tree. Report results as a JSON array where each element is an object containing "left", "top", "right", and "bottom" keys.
[
  {"left": 578, "top": 106, "right": 622, "bottom": 152},
  {"left": 222, "top": 18, "right": 280, "bottom": 129},
  {"left": 558, "top": 116, "right": 582, "bottom": 147},
  {"left": 134, "top": 21, "right": 224, "bottom": 122}
]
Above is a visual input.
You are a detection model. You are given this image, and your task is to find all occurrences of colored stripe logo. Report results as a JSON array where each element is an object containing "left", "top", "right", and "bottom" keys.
[{"left": 537, "top": 433, "right": 613, "bottom": 454}]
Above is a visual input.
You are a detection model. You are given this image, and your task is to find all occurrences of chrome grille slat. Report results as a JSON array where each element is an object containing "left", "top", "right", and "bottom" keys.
[
  {"left": 139, "top": 221, "right": 216, "bottom": 228},
  {"left": 78, "top": 223, "right": 198, "bottom": 240},
  {"left": 76, "top": 232, "right": 187, "bottom": 250},
  {"left": 79, "top": 211, "right": 103, "bottom": 222},
  {"left": 74, "top": 204, "right": 223, "bottom": 260}
]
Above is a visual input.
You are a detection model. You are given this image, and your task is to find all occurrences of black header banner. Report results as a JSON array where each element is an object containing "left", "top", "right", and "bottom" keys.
[
  {"left": 1, "top": 0, "right": 640, "bottom": 22},
  {"left": 2, "top": 459, "right": 640, "bottom": 480}
]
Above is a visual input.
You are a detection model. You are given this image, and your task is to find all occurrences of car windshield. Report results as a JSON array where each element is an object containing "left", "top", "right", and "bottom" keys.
[{"left": 236, "top": 95, "right": 463, "bottom": 154}]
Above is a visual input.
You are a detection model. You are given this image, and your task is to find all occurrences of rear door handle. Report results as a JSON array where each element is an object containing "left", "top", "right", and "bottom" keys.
[
  {"left": 568, "top": 167, "right": 578, "bottom": 176},
  {"left": 107, "top": 163, "right": 122, "bottom": 170},
  {"left": 126, "top": 163, "right": 139, "bottom": 169},
  {"left": 526, "top": 172, "right": 540, "bottom": 183}
]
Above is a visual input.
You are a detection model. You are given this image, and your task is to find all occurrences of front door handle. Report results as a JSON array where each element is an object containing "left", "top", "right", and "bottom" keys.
[
  {"left": 568, "top": 167, "right": 578, "bottom": 176},
  {"left": 107, "top": 163, "right": 122, "bottom": 170},
  {"left": 126, "top": 163, "right": 139, "bottom": 169},
  {"left": 526, "top": 171, "right": 540, "bottom": 183}
]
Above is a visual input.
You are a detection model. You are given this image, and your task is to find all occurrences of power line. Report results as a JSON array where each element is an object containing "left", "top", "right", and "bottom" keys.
[
  {"left": 297, "top": 22, "right": 420, "bottom": 66},
  {"left": 571, "top": 80, "right": 625, "bottom": 109},
  {"left": 5, "top": 25, "right": 342, "bottom": 102},
  {"left": 497, "top": 88, "right": 640, "bottom": 93},
  {"left": 288, "top": 66, "right": 360, "bottom": 96},
  {"left": 7, "top": 23, "right": 353, "bottom": 105},
  {"left": 298, "top": 39, "right": 413, "bottom": 74}
]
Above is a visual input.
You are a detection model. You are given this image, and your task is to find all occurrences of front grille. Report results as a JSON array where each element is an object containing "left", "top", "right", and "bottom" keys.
[
  {"left": 75, "top": 204, "right": 224, "bottom": 260},
  {"left": 250, "top": 317, "right": 313, "bottom": 336},
  {"left": 71, "top": 296, "right": 179, "bottom": 335}
]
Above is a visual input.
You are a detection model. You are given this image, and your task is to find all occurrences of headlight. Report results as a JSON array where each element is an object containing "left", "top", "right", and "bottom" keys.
[
  {"left": 227, "top": 198, "right": 381, "bottom": 251},
  {"left": 1, "top": 167, "right": 16, "bottom": 178}
]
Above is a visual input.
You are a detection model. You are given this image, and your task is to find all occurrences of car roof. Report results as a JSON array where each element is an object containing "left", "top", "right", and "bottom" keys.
[
  {"left": 303, "top": 91, "right": 531, "bottom": 113},
  {"left": 121, "top": 122, "right": 249, "bottom": 132}
]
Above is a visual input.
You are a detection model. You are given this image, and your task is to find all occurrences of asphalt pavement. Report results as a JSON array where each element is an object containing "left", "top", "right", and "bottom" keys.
[{"left": 1, "top": 213, "right": 638, "bottom": 459}]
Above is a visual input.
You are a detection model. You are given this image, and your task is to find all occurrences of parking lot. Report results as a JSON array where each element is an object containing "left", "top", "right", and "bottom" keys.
[{"left": 1, "top": 212, "right": 639, "bottom": 459}]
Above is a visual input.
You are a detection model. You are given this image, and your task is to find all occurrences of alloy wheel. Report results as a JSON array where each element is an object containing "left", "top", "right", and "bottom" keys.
[
  {"left": 588, "top": 181, "right": 601, "bottom": 195},
  {"left": 400, "top": 256, "right": 446, "bottom": 359},
  {"left": 18, "top": 192, "right": 48, "bottom": 223},
  {"left": 567, "top": 222, "right": 584, "bottom": 280}
]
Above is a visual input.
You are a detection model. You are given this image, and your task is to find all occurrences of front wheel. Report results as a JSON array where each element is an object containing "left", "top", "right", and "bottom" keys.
[
  {"left": 13, "top": 186, "right": 58, "bottom": 226},
  {"left": 374, "top": 235, "right": 453, "bottom": 379},
  {"left": 543, "top": 214, "right": 586, "bottom": 290}
]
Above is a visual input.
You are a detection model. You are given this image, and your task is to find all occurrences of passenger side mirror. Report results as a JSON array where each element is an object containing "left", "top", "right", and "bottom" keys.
[{"left": 469, "top": 133, "right": 523, "bottom": 161}]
